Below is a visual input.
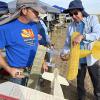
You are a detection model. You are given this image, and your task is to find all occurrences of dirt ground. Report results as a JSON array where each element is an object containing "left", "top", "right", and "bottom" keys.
[{"left": 0, "top": 25, "right": 94, "bottom": 100}]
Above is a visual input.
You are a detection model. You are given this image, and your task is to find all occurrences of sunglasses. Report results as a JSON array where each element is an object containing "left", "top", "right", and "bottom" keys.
[{"left": 69, "top": 11, "right": 78, "bottom": 17}]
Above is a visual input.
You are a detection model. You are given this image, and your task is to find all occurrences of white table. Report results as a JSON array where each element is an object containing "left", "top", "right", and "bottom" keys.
[{"left": 0, "top": 82, "right": 66, "bottom": 100}]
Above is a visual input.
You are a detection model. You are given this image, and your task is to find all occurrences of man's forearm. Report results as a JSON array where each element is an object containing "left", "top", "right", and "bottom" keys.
[
  {"left": 0, "top": 50, "right": 11, "bottom": 73},
  {"left": 0, "top": 50, "right": 26, "bottom": 78}
]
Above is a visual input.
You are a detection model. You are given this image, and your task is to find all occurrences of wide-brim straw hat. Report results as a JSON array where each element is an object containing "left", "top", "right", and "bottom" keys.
[
  {"left": 63, "top": 0, "right": 84, "bottom": 13},
  {"left": 0, "top": 0, "right": 46, "bottom": 25},
  {"left": 63, "top": 0, "right": 89, "bottom": 17}
]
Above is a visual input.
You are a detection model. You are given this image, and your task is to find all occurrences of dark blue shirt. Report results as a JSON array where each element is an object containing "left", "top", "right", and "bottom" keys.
[{"left": 37, "top": 21, "right": 48, "bottom": 46}]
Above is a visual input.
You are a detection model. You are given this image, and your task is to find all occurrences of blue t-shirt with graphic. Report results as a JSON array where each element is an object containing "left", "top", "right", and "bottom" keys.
[{"left": 0, "top": 19, "right": 38, "bottom": 68}]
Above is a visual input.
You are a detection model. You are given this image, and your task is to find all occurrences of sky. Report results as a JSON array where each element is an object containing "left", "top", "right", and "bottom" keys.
[{"left": 3, "top": 0, "right": 100, "bottom": 14}]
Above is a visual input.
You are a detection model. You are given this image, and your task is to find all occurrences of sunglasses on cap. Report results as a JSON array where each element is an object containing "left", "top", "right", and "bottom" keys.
[{"left": 69, "top": 11, "right": 78, "bottom": 17}]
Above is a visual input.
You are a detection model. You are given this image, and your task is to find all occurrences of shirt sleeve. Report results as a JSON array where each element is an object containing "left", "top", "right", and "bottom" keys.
[
  {"left": 0, "top": 29, "right": 6, "bottom": 49},
  {"left": 39, "top": 20, "right": 51, "bottom": 44},
  {"left": 85, "top": 16, "right": 100, "bottom": 41}
]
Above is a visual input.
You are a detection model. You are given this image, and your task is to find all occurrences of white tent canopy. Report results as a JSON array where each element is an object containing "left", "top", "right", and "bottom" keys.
[
  {"left": 6, "top": 0, "right": 100, "bottom": 14},
  {"left": 41, "top": 0, "right": 100, "bottom": 15},
  {"left": 8, "top": 0, "right": 61, "bottom": 14}
]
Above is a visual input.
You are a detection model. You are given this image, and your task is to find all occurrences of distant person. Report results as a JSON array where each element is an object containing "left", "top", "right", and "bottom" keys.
[
  {"left": 37, "top": 18, "right": 52, "bottom": 72},
  {"left": 60, "top": 0, "right": 100, "bottom": 100},
  {"left": 0, "top": 0, "right": 45, "bottom": 86},
  {"left": 38, "top": 18, "right": 51, "bottom": 46}
]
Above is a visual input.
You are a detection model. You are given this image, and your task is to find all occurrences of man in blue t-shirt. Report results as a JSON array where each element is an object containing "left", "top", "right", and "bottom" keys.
[{"left": 0, "top": 0, "right": 45, "bottom": 86}]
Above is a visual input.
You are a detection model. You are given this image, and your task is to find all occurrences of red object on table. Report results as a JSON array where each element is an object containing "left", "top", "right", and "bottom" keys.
[
  {"left": 0, "top": 93, "right": 19, "bottom": 100},
  {"left": 0, "top": 69, "right": 9, "bottom": 75}
]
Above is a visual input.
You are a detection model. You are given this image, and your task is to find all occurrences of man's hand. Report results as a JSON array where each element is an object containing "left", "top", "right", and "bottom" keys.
[
  {"left": 0, "top": 51, "right": 25, "bottom": 78},
  {"left": 41, "top": 61, "right": 48, "bottom": 72},
  {"left": 9, "top": 67, "right": 25, "bottom": 78},
  {"left": 60, "top": 53, "right": 70, "bottom": 61},
  {"left": 38, "top": 34, "right": 42, "bottom": 40},
  {"left": 73, "top": 34, "right": 84, "bottom": 46}
]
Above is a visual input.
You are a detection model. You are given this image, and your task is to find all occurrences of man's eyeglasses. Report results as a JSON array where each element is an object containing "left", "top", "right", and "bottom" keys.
[{"left": 69, "top": 11, "right": 78, "bottom": 17}]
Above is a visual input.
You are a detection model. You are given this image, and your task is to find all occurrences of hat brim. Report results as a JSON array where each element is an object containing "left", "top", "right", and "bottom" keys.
[
  {"left": 28, "top": 5, "right": 60, "bottom": 14},
  {"left": 0, "top": 10, "right": 20, "bottom": 25},
  {"left": 0, "top": 2, "right": 57, "bottom": 25},
  {"left": 0, "top": 10, "right": 9, "bottom": 15},
  {"left": 20, "top": 4, "right": 46, "bottom": 14},
  {"left": 63, "top": 7, "right": 83, "bottom": 13},
  {"left": 32, "top": 6, "right": 46, "bottom": 14},
  {"left": 8, "top": 0, "right": 60, "bottom": 14},
  {"left": 0, "top": 4, "right": 46, "bottom": 25}
]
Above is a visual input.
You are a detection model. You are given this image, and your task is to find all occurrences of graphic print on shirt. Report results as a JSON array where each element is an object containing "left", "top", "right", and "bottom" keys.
[{"left": 21, "top": 29, "right": 35, "bottom": 46}]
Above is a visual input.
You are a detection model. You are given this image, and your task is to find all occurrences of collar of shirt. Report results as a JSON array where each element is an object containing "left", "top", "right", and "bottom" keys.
[{"left": 75, "top": 21, "right": 84, "bottom": 34}]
